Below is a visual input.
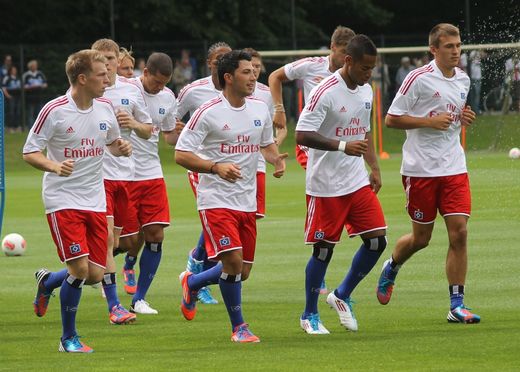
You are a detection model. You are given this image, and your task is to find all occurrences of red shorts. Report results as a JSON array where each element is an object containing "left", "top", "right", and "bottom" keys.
[
  {"left": 199, "top": 208, "right": 257, "bottom": 263},
  {"left": 403, "top": 173, "right": 471, "bottom": 223},
  {"left": 295, "top": 145, "right": 309, "bottom": 170},
  {"left": 305, "top": 185, "right": 387, "bottom": 244},
  {"left": 47, "top": 209, "right": 108, "bottom": 268},
  {"left": 104, "top": 180, "right": 132, "bottom": 229},
  {"left": 121, "top": 178, "right": 170, "bottom": 236},
  {"left": 187, "top": 171, "right": 199, "bottom": 197},
  {"left": 256, "top": 171, "right": 265, "bottom": 219}
]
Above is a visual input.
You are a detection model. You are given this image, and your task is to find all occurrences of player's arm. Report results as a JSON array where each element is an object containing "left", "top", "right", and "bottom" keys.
[
  {"left": 107, "top": 138, "right": 132, "bottom": 157},
  {"left": 274, "top": 126, "right": 288, "bottom": 147},
  {"left": 295, "top": 130, "right": 368, "bottom": 157},
  {"left": 260, "top": 143, "right": 288, "bottom": 178},
  {"left": 385, "top": 113, "right": 454, "bottom": 131},
  {"left": 116, "top": 110, "right": 152, "bottom": 139},
  {"left": 162, "top": 130, "right": 179, "bottom": 146},
  {"left": 268, "top": 66, "right": 290, "bottom": 130},
  {"left": 362, "top": 132, "right": 382, "bottom": 193},
  {"left": 23, "top": 151, "right": 74, "bottom": 177},
  {"left": 175, "top": 150, "right": 242, "bottom": 183}
]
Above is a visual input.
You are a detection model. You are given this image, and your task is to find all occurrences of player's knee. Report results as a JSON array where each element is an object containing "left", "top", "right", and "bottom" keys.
[
  {"left": 412, "top": 236, "right": 430, "bottom": 250},
  {"left": 144, "top": 225, "right": 164, "bottom": 242},
  {"left": 312, "top": 241, "right": 334, "bottom": 263},
  {"left": 362, "top": 235, "right": 387, "bottom": 253}
]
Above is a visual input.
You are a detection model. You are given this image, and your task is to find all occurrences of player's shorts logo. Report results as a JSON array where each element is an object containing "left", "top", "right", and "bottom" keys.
[
  {"left": 460, "top": 93, "right": 466, "bottom": 99},
  {"left": 314, "top": 231, "right": 325, "bottom": 240},
  {"left": 414, "top": 210, "right": 424, "bottom": 220},
  {"left": 69, "top": 243, "right": 81, "bottom": 254},
  {"left": 121, "top": 98, "right": 129, "bottom": 105},
  {"left": 159, "top": 108, "right": 165, "bottom": 114},
  {"left": 254, "top": 120, "right": 262, "bottom": 127},
  {"left": 219, "top": 236, "right": 231, "bottom": 247},
  {"left": 99, "top": 122, "right": 107, "bottom": 131},
  {"left": 365, "top": 102, "right": 371, "bottom": 109}
]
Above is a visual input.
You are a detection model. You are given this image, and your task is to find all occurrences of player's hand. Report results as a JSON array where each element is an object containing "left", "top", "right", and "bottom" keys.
[
  {"left": 175, "top": 119, "right": 185, "bottom": 135},
  {"left": 429, "top": 112, "right": 452, "bottom": 131},
  {"left": 55, "top": 159, "right": 74, "bottom": 177},
  {"left": 345, "top": 139, "right": 369, "bottom": 157},
  {"left": 116, "top": 139, "right": 132, "bottom": 157},
  {"left": 272, "top": 111, "right": 287, "bottom": 130},
  {"left": 369, "top": 169, "right": 382, "bottom": 194},
  {"left": 214, "top": 163, "right": 242, "bottom": 183},
  {"left": 272, "top": 152, "right": 289, "bottom": 178},
  {"left": 116, "top": 110, "right": 136, "bottom": 129},
  {"left": 461, "top": 105, "right": 476, "bottom": 127},
  {"left": 274, "top": 126, "right": 288, "bottom": 147}
]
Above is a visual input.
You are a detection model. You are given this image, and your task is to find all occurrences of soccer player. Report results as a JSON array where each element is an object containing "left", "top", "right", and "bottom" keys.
[
  {"left": 376, "top": 23, "right": 480, "bottom": 324},
  {"left": 175, "top": 50, "right": 287, "bottom": 342},
  {"left": 25, "top": 49, "right": 132, "bottom": 353},
  {"left": 295, "top": 35, "right": 387, "bottom": 334},
  {"left": 117, "top": 47, "right": 135, "bottom": 78},
  {"left": 269, "top": 25, "right": 355, "bottom": 294},
  {"left": 118, "top": 52, "right": 178, "bottom": 314},
  {"left": 172, "top": 41, "right": 231, "bottom": 304},
  {"left": 269, "top": 25, "right": 355, "bottom": 169},
  {"left": 91, "top": 39, "right": 153, "bottom": 319}
]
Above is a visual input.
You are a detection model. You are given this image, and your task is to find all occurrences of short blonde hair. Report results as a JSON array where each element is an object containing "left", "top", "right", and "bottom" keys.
[
  {"left": 331, "top": 26, "right": 356, "bottom": 48},
  {"left": 91, "top": 38, "right": 120, "bottom": 56},
  {"left": 429, "top": 23, "right": 460, "bottom": 47},
  {"left": 119, "top": 47, "right": 135, "bottom": 65},
  {"left": 65, "top": 49, "right": 106, "bottom": 85}
]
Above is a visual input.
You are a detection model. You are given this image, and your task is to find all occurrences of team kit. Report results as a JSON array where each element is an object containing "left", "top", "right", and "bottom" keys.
[{"left": 23, "top": 23, "right": 480, "bottom": 353}]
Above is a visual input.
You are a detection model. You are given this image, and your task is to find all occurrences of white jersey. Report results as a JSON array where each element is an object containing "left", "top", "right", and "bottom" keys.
[
  {"left": 102, "top": 76, "right": 152, "bottom": 181},
  {"left": 284, "top": 56, "right": 332, "bottom": 101},
  {"left": 250, "top": 81, "right": 274, "bottom": 173},
  {"left": 296, "top": 71, "right": 372, "bottom": 197},
  {"left": 176, "top": 93, "right": 274, "bottom": 212},
  {"left": 130, "top": 77, "right": 177, "bottom": 180},
  {"left": 388, "top": 60, "right": 470, "bottom": 177},
  {"left": 176, "top": 76, "right": 220, "bottom": 119},
  {"left": 23, "top": 92, "right": 120, "bottom": 213}
]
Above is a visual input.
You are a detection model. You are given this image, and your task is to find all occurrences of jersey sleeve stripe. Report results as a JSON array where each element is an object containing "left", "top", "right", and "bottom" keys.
[
  {"left": 307, "top": 78, "right": 338, "bottom": 111},
  {"left": 399, "top": 65, "right": 434, "bottom": 95},
  {"left": 33, "top": 96, "right": 69, "bottom": 134},
  {"left": 178, "top": 80, "right": 209, "bottom": 101},
  {"left": 187, "top": 98, "right": 222, "bottom": 130}
]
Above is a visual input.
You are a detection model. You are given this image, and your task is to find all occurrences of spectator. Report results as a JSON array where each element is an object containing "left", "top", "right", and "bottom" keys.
[
  {"left": 0, "top": 54, "right": 13, "bottom": 81},
  {"left": 172, "top": 49, "right": 193, "bottom": 95},
  {"left": 2, "top": 65, "right": 22, "bottom": 132},
  {"left": 371, "top": 54, "right": 390, "bottom": 105},
  {"left": 468, "top": 50, "right": 486, "bottom": 114},
  {"left": 22, "top": 59, "right": 47, "bottom": 130},
  {"left": 505, "top": 53, "right": 520, "bottom": 112},
  {"left": 395, "top": 56, "right": 415, "bottom": 93},
  {"left": 133, "top": 58, "right": 145, "bottom": 77}
]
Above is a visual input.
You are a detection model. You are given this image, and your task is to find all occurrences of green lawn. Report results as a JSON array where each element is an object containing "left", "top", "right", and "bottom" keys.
[{"left": 1, "top": 120, "right": 519, "bottom": 371}]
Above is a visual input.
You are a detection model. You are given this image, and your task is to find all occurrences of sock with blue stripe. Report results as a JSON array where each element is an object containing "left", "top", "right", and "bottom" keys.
[
  {"left": 219, "top": 272, "right": 244, "bottom": 329},
  {"left": 304, "top": 256, "right": 329, "bottom": 317},
  {"left": 188, "top": 262, "right": 222, "bottom": 291},
  {"left": 102, "top": 273, "right": 119, "bottom": 311},
  {"left": 449, "top": 285, "right": 464, "bottom": 309},
  {"left": 124, "top": 253, "right": 137, "bottom": 271},
  {"left": 132, "top": 241, "right": 162, "bottom": 304},
  {"left": 60, "top": 273, "right": 84, "bottom": 341},
  {"left": 43, "top": 269, "right": 67, "bottom": 291}
]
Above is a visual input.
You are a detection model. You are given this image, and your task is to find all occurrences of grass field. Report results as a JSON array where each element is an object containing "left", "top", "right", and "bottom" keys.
[{"left": 1, "top": 115, "right": 520, "bottom": 371}]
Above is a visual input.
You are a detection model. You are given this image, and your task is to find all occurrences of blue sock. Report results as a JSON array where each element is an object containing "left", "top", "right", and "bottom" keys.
[
  {"left": 188, "top": 263, "right": 222, "bottom": 290},
  {"left": 383, "top": 256, "right": 401, "bottom": 281},
  {"left": 102, "top": 273, "right": 119, "bottom": 311},
  {"left": 43, "top": 269, "right": 67, "bottom": 291},
  {"left": 336, "top": 242, "right": 384, "bottom": 300},
  {"left": 203, "top": 259, "right": 217, "bottom": 271},
  {"left": 60, "top": 274, "right": 84, "bottom": 341},
  {"left": 192, "top": 231, "right": 207, "bottom": 261},
  {"left": 124, "top": 253, "right": 137, "bottom": 270},
  {"left": 304, "top": 256, "right": 329, "bottom": 316},
  {"left": 219, "top": 273, "right": 244, "bottom": 329},
  {"left": 132, "top": 242, "right": 162, "bottom": 304},
  {"left": 449, "top": 285, "right": 464, "bottom": 309}
]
